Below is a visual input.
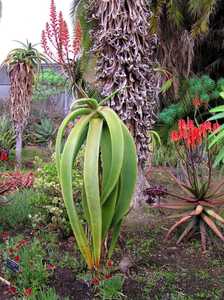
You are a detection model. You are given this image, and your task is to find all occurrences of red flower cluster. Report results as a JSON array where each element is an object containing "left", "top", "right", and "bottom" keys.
[
  {"left": 0, "top": 149, "right": 9, "bottom": 161},
  {"left": 41, "top": 0, "right": 82, "bottom": 64},
  {"left": 1, "top": 231, "right": 9, "bottom": 242},
  {"left": 171, "top": 119, "right": 220, "bottom": 148}
]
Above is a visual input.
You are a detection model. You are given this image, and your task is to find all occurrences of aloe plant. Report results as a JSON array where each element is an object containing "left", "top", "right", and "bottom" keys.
[{"left": 56, "top": 96, "right": 137, "bottom": 270}]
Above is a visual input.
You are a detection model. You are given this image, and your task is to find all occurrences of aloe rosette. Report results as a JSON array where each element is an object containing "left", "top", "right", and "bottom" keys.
[{"left": 56, "top": 97, "right": 137, "bottom": 270}]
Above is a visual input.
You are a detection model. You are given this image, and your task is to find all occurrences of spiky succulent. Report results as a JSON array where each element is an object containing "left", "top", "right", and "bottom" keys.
[{"left": 56, "top": 96, "right": 137, "bottom": 270}]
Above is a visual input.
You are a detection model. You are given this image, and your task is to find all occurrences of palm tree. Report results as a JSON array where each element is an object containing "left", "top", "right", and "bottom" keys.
[
  {"left": 3, "top": 41, "right": 45, "bottom": 168},
  {"left": 71, "top": 0, "right": 160, "bottom": 207},
  {"left": 151, "top": 0, "right": 218, "bottom": 102}
]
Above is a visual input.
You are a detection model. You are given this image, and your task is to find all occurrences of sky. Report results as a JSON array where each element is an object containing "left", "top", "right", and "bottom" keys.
[{"left": 0, "top": 0, "right": 72, "bottom": 63}]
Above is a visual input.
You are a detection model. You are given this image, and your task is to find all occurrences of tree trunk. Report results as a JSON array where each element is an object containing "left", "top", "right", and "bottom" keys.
[
  {"left": 15, "top": 129, "right": 22, "bottom": 169},
  {"left": 133, "top": 164, "right": 150, "bottom": 209}
]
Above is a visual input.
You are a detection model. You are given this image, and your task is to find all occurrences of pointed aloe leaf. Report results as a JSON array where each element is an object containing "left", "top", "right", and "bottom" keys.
[
  {"left": 108, "top": 220, "right": 122, "bottom": 259},
  {"left": 213, "top": 150, "right": 224, "bottom": 167},
  {"left": 201, "top": 213, "right": 224, "bottom": 241},
  {"left": 56, "top": 108, "right": 91, "bottom": 177},
  {"left": 205, "top": 209, "right": 224, "bottom": 225},
  {"left": 177, "top": 217, "right": 196, "bottom": 244},
  {"left": 200, "top": 220, "right": 207, "bottom": 252},
  {"left": 210, "top": 105, "right": 224, "bottom": 113},
  {"left": 209, "top": 129, "right": 224, "bottom": 148},
  {"left": 84, "top": 117, "right": 103, "bottom": 268},
  {"left": 60, "top": 115, "right": 93, "bottom": 270},
  {"left": 102, "top": 183, "right": 119, "bottom": 241},
  {"left": 166, "top": 215, "right": 192, "bottom": 240},
  {"left": 99, "top": 107, "right": 124, "bottom": 204},
  {"left": 208, "top": 112, "right": 224, "bottom": 121},
  {"left": 101, "top": 125, "right": 112, "bottom": 189},
  {"left": 82, "top": 184, "right": 90, "bottom": 226},
  {"left": 70, "top": 98, "right": 99, "bottom": 110},
  {"left": 112, "top": 124, "right": 137, "bottom": 226}
]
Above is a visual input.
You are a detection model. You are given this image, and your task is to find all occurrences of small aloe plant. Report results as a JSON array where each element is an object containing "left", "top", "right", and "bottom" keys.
[{"left": 56, "top": 95, "right": 137, "bottom": 270}]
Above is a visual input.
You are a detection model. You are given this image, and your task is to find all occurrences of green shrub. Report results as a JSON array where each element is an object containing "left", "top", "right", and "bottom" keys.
[
  {"left": 32, "top": 153, "right": 83, "bottom": 234},
  {"left": 0, "top": 114, "right": 15, "bottom": 150},
  {"left": 0, "top": 190, "right": 40, "bottom": 228}
]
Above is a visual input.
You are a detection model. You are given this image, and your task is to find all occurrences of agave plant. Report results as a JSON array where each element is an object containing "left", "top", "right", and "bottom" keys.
[
  {"left": 147, "top": 119, "right": 224, "bottom": 252},
  {"left": 32, "top": 118, "right": 56, "bottom": 145},
  {"left": 56, "top": 95, "right": 137, "bottom": 270}
]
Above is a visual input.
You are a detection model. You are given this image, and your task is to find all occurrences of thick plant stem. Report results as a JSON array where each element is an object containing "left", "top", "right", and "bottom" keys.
[{"left": 15, "top": 129, "right": 22, "bottom": 169}]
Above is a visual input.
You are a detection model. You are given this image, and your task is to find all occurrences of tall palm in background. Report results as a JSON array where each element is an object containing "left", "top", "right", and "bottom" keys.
[
  {"left": 71, "top": 0, "right": 160, "bottom": 207},
  {"left": 151, "top": 0, "right": 218, "bottom": 102},
  {"left": 3, "top": 41, "right": 45, "bottom": 168}
]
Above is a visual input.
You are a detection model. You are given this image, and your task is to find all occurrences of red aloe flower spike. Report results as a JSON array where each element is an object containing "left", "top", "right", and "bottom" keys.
[
  {"left": 50, "top": 0, "right": 58, "bottom": 33},
  {"left": 73, "top": 21, "right": 82, "bottom": 58}
]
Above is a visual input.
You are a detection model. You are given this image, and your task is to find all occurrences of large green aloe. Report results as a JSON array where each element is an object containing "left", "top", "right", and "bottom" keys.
[{"left": 56, "top": 97, "right": 137, "bottom": 270}]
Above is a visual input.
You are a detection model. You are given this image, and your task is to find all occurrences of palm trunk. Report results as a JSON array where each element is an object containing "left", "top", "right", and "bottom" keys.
[{"left": 15, "top": 129, "right": 22, "bottom": 169}]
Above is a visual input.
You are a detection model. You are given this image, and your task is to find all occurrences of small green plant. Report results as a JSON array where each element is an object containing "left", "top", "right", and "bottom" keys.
[
  {"left": 97, "top": 275, "right": 125, "bottom": 300},
  {"left": 56, "top": 94, "right": 137, "bottom": 270},
  {"left": 32, "top": 117, "right": 56, "bottom": 145},
  {"left": 0, "top": 190, "right": 39, "bottom": 228},
  {"left": 29, "top": 288, "right": 66, "bottom": 300}
]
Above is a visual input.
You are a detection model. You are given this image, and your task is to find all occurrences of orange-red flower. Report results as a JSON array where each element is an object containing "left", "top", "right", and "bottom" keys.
[
  {"left": 192, "top": 97, "right": 202, "bottom": 108},
  {"left": 170, "top": 119, "right": 220, "bottom": 149},
  {"left": 24, "top": 288, "right": 32, "bottom": 297}
]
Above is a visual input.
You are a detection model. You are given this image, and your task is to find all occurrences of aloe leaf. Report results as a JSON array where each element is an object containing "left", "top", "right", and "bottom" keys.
[
  {"left": 101, "top": 125, "right": 112, "bottom": 190},
  {"left": 112, "top": 123, "right": 137, "bottom": 226},
  {"left": 209, "top": 129, "right": 224, "bottom": 148},
  {"left": 99, "top": 107, "right": 124, "bottom": 204},
  {"left": 108, "top": 220, "right": 122, "bottom": 259},
  {"left": 102, "top": 183, "right": 119, "bottom": 241},
  {"left": 84, "top": 117, "right": 103, "bottom": 268},
  {"left": 201, "top": 213, "right": 224, "bottom": 241},
  {"left": 60, "top": 115, "right": 94, "bottom": 270},
  {"left": 177, "top": 217, "right": 196, "bottom": 244},
  {"left": 208, "top": 112, "right": 224, "bottom": 121},
  {"left": 70, "top": 98, "right": 99, "bottom": 110},
  {"left": 55, "top": 108, "right": 92, "bottom": 177}
]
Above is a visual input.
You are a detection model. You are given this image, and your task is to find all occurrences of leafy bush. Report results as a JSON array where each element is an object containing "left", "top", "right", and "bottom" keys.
[
  {"left": 0, "top": 190, "right": 40, "bottom": 228},
  {"left": 33, "top": 153, "right": 83, "bottom": 234},
  {"left": 33, "top": 68, "right": 67, "bottom": 102},
  {"left": 98, "top": 275, "right": 125, "bottom": 300},
  {"left": 0, "top": 114, "right": 15, "bottom": 150}
]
